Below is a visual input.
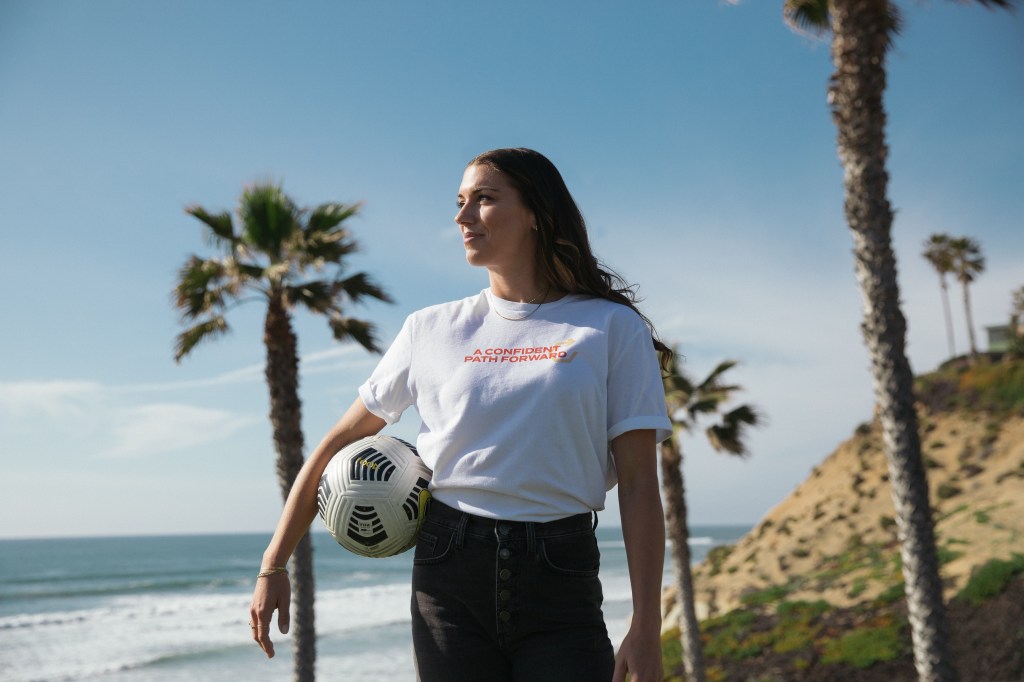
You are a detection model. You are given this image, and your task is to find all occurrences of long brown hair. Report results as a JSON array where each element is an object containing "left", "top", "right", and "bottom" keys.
[{"left": 469, "top": 147, "right": 672, "bottom": 371}]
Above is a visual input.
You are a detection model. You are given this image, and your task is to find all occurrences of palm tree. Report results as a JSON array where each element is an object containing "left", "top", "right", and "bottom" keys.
[
  {"left": 661, "top": 353, "right": 760, "bottom": 682},
  {"left": 783, "top": 2, "right": 1011, "bottom": 680},
  {"left": 949, "top": 236, "right": 986, "bottom": 359},
  {"left": 922, "top": 233, "right": 957, "bottom": 359},
  {"left": 173, "top": 183, "right": 392, "bottom": 682}
]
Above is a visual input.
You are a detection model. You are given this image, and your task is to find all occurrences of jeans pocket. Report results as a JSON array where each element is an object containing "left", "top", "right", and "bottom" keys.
[
  {"left": 413, "top": 526, "right": 455, "bottom": 566},
  {"left": 539, "top": 531, "right": 601, "bottom": 577}
]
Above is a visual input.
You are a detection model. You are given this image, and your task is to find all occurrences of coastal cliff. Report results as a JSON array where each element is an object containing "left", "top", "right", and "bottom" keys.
[{"left": 660, "top": 357, "right": 1024, "bottom": 680}]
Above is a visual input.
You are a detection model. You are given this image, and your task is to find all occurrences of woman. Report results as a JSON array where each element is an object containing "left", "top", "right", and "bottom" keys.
[{"left": 249, "top": 148, "right": 672, "bottom": 682}]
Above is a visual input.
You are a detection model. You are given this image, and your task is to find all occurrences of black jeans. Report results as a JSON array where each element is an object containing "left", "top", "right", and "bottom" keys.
[{"left": 411, "top": 499, "right": 615, "bottom": 682}]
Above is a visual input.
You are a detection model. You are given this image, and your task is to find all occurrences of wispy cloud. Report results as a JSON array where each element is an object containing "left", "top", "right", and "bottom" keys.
[
  {"left": 115, "top": 344, "right": 369, "bottom": 393},
  {"left": 0, "top": 380, "right": 256, "bottom": 462},
  {"left": 0, "top": 380, "right": 104, "bottom": 418},
  {"left": 0, "top": 345, "right": 370, "bottom": 463},
  {"left": 103, "top": 403, "right": 259, "bottom": 459}
]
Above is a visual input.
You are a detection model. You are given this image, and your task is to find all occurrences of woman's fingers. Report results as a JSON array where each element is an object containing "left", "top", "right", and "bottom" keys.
[
  {"left": 249, "top": 574, "right": 291, "bottom": 658},
  {"left": 276, "top": 600, "right": 290, "bottom": 635},
  {"left": 255, "top": 620, "right": 276, "bottom": 658}
]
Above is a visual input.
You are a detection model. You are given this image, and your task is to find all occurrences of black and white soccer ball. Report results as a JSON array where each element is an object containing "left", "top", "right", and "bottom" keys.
[{"left": 317, "top": 435, "right": 432, "bottom": 558}]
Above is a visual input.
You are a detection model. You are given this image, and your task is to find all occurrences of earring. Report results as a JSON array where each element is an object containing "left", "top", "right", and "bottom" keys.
[{"left": 532, "top": 225, "right": 538, "bottom": 231}]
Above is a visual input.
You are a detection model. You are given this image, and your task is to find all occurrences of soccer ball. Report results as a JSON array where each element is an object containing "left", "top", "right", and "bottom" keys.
[{"left": 317, "top": 435, "right": 432, "bottom": 558}]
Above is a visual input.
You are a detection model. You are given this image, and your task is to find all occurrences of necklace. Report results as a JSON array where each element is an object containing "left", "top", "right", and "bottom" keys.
[{"left": 491, "top": 287, "right": 550, "bottom": 322}]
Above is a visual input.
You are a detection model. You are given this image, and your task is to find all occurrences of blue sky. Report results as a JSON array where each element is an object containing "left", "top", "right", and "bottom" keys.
[{"left": 1, "top": 0, "right": 1021, "bottom": 538}]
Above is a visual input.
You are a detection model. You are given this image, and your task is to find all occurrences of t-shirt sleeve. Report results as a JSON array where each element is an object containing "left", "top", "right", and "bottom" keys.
[
  {"left": 358, "top": 315, "right": 416, "bottom": 425},
  {"left": 606, "top": 311, "right": 672, "bottom": 444}
]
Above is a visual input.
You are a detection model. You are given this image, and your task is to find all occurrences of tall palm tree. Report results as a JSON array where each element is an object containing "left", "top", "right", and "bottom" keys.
[
  {"left": 661, "top": 353, "right": 760, "bottom": 682},
  {"left": 922, "top": 233, "right": 957, "bottom": 359},
  {"left": 173, "top": 183, "right": 392, "bottom": 682},
  {"left": 783, "top": 2, "right": 1011, "bottom": 680},
  {"left": 948, "top": 236, "right": 986, "bottom": 359}
]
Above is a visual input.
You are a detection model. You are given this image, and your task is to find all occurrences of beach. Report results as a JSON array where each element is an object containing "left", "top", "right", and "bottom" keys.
[{"left": 0, "top": 525, "right": 748, "bottom": 682}]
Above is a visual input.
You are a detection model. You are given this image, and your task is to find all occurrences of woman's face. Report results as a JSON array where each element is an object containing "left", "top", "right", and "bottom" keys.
[{"left": 456, "top": 163, "right": 537, "bottom": 272}]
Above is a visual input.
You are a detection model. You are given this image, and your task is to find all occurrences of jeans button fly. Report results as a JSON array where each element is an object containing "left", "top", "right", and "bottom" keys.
[
  {"left": 499, "top": 610, "right": 511, "bottom": 622},
  {"left": 499, "top": 548, "right": 511, "bottom": 559},
  {"left": 499, "top": 568, "right": 512, "bottom": 581}
]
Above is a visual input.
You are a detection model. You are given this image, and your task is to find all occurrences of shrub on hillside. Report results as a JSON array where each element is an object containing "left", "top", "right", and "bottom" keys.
[{"left": 957, "top": 554, "right": 1024, "bottom": 606}]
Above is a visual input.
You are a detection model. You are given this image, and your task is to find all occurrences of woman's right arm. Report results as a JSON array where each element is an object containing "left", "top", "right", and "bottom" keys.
[{"left": 249, "top": 397, "right": 386, "bottom": 658}]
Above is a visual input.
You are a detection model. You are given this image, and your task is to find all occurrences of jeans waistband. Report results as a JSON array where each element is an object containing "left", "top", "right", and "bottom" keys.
[{"left": 425, "top": 499, "right": 597, "bottom": 541}]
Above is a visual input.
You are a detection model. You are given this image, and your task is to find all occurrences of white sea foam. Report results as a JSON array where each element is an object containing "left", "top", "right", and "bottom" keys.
[{"left": 0, "top": 583, "right": 417, "bottom": 682}]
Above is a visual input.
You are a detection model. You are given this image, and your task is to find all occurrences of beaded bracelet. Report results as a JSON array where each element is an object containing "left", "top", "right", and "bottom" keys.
[{"left": 257, "top": 566, "right": 289, "bottom": 578}]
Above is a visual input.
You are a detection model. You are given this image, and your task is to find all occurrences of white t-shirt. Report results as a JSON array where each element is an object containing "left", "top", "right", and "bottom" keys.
[{"left": 358, "top": 288, "right": 671, "bottom": 522}]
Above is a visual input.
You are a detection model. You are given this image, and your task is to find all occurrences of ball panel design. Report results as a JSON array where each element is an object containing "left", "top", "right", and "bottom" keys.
[
  {"left": 346, "top": 504, "right": 388, "bottom": 547},
  {"left": 318, "top": 435, "right": 432, "bottom": 558}
]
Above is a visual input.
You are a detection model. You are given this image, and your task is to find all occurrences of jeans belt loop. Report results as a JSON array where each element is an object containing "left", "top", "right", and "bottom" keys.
[
  {"left": 455, "top": 512, "right": 469, "bottom": 550},
  {"left": 526, "top": 522, "right": 537, "bottom": 555}
]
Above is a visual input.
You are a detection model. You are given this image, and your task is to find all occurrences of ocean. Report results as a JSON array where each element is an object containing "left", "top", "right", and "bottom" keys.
[{"left": 0, "top": 525, "right": 749, "bottom": 682}]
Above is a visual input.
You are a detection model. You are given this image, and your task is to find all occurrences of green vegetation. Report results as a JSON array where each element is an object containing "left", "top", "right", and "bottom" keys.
[
  {"left": 811, "top": 536, "right": 899, "bottom": 593},
  {"left": 937, "top": 545, "right": 964, "bottom": 566},
  {"left": 847, "top": 578, "right": 868, "bottom": 599},
  {"left": 956, "top": 554, "right": 1024, "bottom": 606},
  {"left": 740, "top": 585, "right": 790, "bottom": 608},
  {"left": 706, "top": 544, "right": 734, "bottom": 577},
  {"left": 982, "top": 420, "right": 1002, "bottom": 445},
  {"left": 821, "top": 618, "right": 904, "bottom": 668},
  {"left": 916, "top": 357, "right": 1024, "bottom": 416},
  {"left": 773, "top": 601, "right": 829, "bottom": 654},
  {"left": 873, "top": 582, "right": 905, "bottom": 607},
  {"left": 679, "top": 597, "right": 910, "bottom": 679}
]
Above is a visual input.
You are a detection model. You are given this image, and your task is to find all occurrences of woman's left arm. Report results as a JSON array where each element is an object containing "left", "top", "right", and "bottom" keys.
[{"left": 611, "top": 428, "right": 665, "bottom": 682}]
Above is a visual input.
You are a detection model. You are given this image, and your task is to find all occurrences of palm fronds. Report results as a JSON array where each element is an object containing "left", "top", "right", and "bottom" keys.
[
  {"left": 783, "top": 0, "right": 903, "bottom": 50},
  {"left": 174, "top": 181, "right": 393, "bottom": 361},
  {"left": 238, "top": 183, "right": 301, "bottom": 259},
  {"left": 174, "top": 316, "right": 229, "bottom": 362},
  {"left": 173, "top": 256, "right": 231, "bottom": 320},
  {"left": 328, "top": 315, "right": 383, "bottom": 354},
  {"left": 185, "top": 206, "right": 236, "bottom": 247},
  {"left": 663, "top": 348, "right": 762, "bottom": 458},
  {"left": 949, "top": 237, "right": 985, "bottom": 285}
]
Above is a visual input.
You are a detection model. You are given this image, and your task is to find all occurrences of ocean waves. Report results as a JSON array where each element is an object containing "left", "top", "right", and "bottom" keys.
[
  {"left": 0, "top": 583, "right": 414, "bottom": 682},
  {"left": 0, "top": 526, "right": 749, "bottom": 681}
]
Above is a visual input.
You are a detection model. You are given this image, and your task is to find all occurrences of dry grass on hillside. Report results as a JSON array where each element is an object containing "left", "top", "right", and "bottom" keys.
[{"left": 682, "top": 412, "right": 1023, "bottom": 619}]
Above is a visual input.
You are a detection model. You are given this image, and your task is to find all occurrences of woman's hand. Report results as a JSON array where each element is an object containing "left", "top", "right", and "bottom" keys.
[
  {"left": 614, "top": 621, "right": 664, "bottom": 682},
  {"left": 249, "top": 572, "right": 291, "bottom": 658}
]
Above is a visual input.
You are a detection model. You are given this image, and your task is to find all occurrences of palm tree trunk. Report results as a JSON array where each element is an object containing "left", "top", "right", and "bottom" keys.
[
  {"left": 660, "top": 437, "right": 706, "bottom": 682},
  {"left": 939, "top": 277, "right": 956, "bottom": 359},
  {"left": 961, "top": 281, "right": 978, "bottom": 358},
  {"left": 265, "top": 294, "right": 316, "bottom": 682},
  {"left": 828, "top": 2, "right": 953, "bottom": 681}
]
